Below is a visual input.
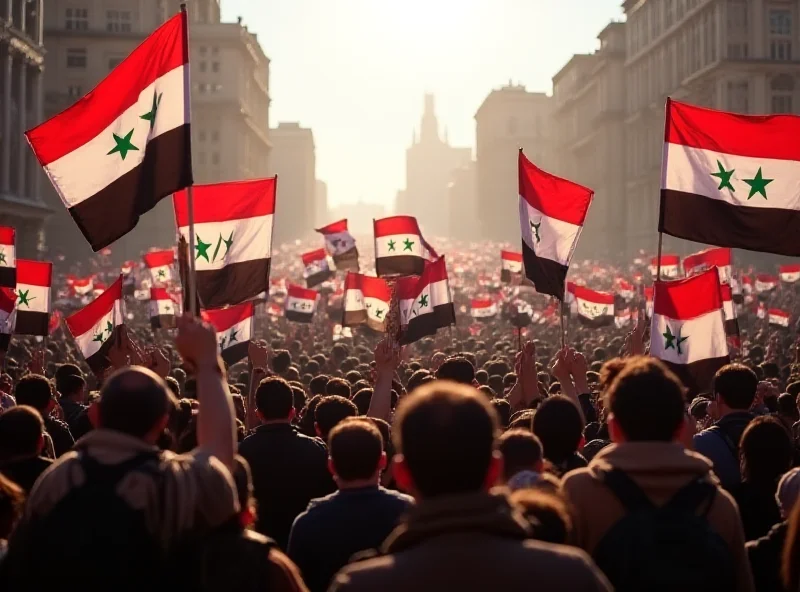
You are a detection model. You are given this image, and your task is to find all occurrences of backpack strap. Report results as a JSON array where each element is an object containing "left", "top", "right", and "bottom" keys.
[
  {"left": 707, "top": 425, "right": 738, "bottom": 458},
  {"left": 78, "top": 450, "right": 161, "bottom": 488},
  {"left": 596, "top": 468, "right": 654, "bottom": 511},
  {"left": 666, "top": 477, "right": 717, "bottom": 517}
]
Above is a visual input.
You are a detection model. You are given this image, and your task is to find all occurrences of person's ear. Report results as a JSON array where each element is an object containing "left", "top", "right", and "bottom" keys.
[
  {"left": 88, "top": 402, "right": 100, "bottom": 427},
  {"left": 577, "top": 435, "right": 586, "bottom": 451},
  {"left": 288, "top": 407, "right": 296, "bottom": 422},
  {"left": 327, "top": 456, "right": 336, "bottom": 478},
  {"left": 483, "top": 450, "right": 503, "bottom": 490}
]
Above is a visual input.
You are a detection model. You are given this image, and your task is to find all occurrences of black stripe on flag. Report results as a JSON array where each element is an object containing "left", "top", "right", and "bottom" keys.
[
  {"left": 376, "top": 255, "right": 424, "bottom": 278},
  {"left": 151, "top": 315, "right": 176, "bottom": 330},
  {"left": 196, "top": 259, "right": 271, "bottom": 309},
  {"left": 15, "top": 311, "right": 48, "bottom": 336},
  {"left": 725, "top": 319, "right": 740, "bottom": 339},
  {"left": 222, "top": 341, "right": 248, "bottom": 366},
  {"left": 522, "top": 242, "right": 568, "bottom": 299},
  {"left": 663, "top": 356, "right": 730, "bottom": 398},
  {"left": 306, "top": 269, "right": 333, "bottom": 289},
  {"left": 343, "top": 310, "right": 368, "bottom": 327},
  {"left": 501, "top": 269, "right": 514, "bottom": 284},
  {"left": 286, "top": 310, "right": 314, "bottom": 324},
  {"left": 0, "top": 267, "right": 15, "bottom": 288},
  {"left": 68, "top": 125, "right": 193, "bottom": 252},
  {"left": 400, "top": 303, "right": 456, "bottom": 346},
  {"left": 85, "top": 327, "right": 122, "bottom": 374},
  {"left": 333, "top": 248, "right": 360, "bottom": 272},
  {"left": 578, "top": 315, "right": 614, "bottom": 328}
]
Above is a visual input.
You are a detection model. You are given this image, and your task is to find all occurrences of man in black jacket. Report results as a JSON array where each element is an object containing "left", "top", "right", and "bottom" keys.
[
  {"left": 239, "top": 376, "right": 335, "bottom": 549},
  {"left": 57, "top": 369, "right": 93, "bottom": 441}
]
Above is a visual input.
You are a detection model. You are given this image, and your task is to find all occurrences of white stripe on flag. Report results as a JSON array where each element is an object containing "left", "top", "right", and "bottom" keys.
[
  {"left": 519, "top": 199, "right": 580, "bottom": 266},
  {"left": 74, "top": 301, "right": 123, "bottom": 360},
  {"left": 15, "top": 283, "right": 50, "bottom": 314},
  {"left": 219, "top": 317, "right": 252, "bottom": 353},
  {"left": 365, "top": 296, "right": 390, "bottom": 323},
  {"left": 650, "top": 309, "right": 727, "bottom": 364},
  {"left": 401, "top": 279, "right": 449, "bottom": 325},
  {"left": 375, "top": 234, "right": 423, "bottom": 259},
  {"left": 502, "top": 260, "right": 522, "bottom": 273},
  {"left": 344, "top": 288, "right": 364, "bottom": 312},
  {"left": 179, "top": 214, "right": 273, "bottom": 271}
]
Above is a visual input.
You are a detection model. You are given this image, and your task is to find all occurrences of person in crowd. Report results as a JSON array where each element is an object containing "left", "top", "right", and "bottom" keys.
[
  {"left": 783, "top": 500, "right": 800, "bottom": 592},
  {"left": 510, "top": 488, "right": 573, "bottom": 544},
  {"left": 57, "top": 370, "right": 93, "bottom": 440},
  {"left": 532, "top": 395, "right": 587, "bottom": 476},
  {"left": 13, "top": 374, "right": 74, "bottom": 458},
  {"left": 497, "top": 428, "right": 546, "bottom": 490},
  {"left": 0, "top": 406, "right": 52, "bottom": 493},
  {"left": 314, "top": 395, "right": 358, "bottom": 443}
]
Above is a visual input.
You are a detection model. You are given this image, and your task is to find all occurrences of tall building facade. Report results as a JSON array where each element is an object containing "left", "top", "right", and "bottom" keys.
[
  {"left": 42, "top": 0, "right": 270, "bottom": 261},
  {"left": 447, "top": 161, "right": 477, "bottom": 242},
  {"left": 315, "top": 179, "right": 328, "bottom": 227},
  {"left": 396, "top": 94, "right": 471, "bottom": 237},
  {"left": 0, "top": 0, "right": 50, "bottom": 258},
  {"left": 474, "top": 85, "right": 552, "bottom": 242},
  {"left": 269, "top": 122, "right": 315, "bottom": 245}
]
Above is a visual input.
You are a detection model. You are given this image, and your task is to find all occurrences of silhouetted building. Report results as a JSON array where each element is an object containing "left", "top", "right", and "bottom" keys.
[
  {"left": 447, "top": 162, "right": 477, "bottom": 242},
  {"left": 270, "top": 122, "right": 316, "bottom": 244},
  {"left": 315, "top": 179, "right": 328, "bottom": 228}
]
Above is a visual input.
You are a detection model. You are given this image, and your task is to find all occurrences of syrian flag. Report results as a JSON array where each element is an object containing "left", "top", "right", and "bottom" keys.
[
  {"left": 617, "top": 278, "right": 636, "bottom": 301},
  {"left": 501, "top": 250, "right": 523, "bottom": 283},
  {"left": 25, "top": 12, "right": 192, "bottom": 251},
  {"left": 683, "top": 247, "right": 732, "bottom": 284},
  {"left": 14, "top": 260, "right": 52, "bottom": 336},
  {"left": 720, "top": 284, "right": 741, "bottom": 348},
  {"left": 144, "top": 250, "right": 175, "bottom": 285},
  {"left": 397, "top": 256, "right": 456, "bottom": 345},
  {"left": 645, "top": 286, "right": 654, "bottom": 318},
  {"left": 518, "top": 150, "right": 593, "bottom": 299},
  {"left": 769, "top": 308, "right": 791, "bottom": 328},
  {"left": 650, "top": 268, "right": 729, "bottom": 394},
  {"left": 374, "top": 215, "right": 438, "bottom": 277},
  {"left": 343, "top": 273, "right": 391, "bottom": 332},
  {"left": 470, "top": 299, "right": 498, "bottom": 319},
  {"left": 65, "top": 277, "right": 125, "bottom": 374},
  {"left": 92, "top": 282, "right": 106, "bottom": 298},
  {"left": 285, "top": 285, "right": 318, "bottom": 323},
  {"left": 755, "top": 274, "right": 778, "bottom": 294},
  {"left": 650, "top": 255, "right": 681, "bottom": 278},
  {"left": 149, "top": 288, "right": 178, "bottom": 329},
  {"left": 317, "top": 219, "right": 359, "bottom": 272},
  {"left": 201, "top": 302, "right": 253, "bottom": 365},
  {"left": 0, "top": 288, "right": 15, "bottom": 352},
  {"left": 615, "top": 308, "right": 632, "bottom": 329},
  {"left": 0, "top": 227, "right": 15, "bottom": 288},
  {"left": 780, "top": 264, "right": 800, "bottom": 284},
  {"left": 173, "top": 177, "right": 275, "bottom": 308},
  {"left": 73, "top": 277, "right": 94, "bottom": 296},
  {"left": 573, "top": 286, "right": 614, "bottom": 327},
  {"left": 302, "top": 248, "right": 334, "bottom": 288}
]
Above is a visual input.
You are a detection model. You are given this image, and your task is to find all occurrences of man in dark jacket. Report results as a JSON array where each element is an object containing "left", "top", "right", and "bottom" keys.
[
  {"left": 14, "top": 374, "right": 74, "bottom": 458},
  {"left": 288, "top": 417, "right": 412, "bottom": 592},
  {"left": 0, "top": 406, "right": 52, "bottom": 493},
  {"left": 239, "top": 377, "right": 335, "bottom": 549},
  {"left": 56, "top": 366, "right": 93, "bottom": 440},
  {"left": 330, "top": 381, "right": 611, "bottom": 592}
]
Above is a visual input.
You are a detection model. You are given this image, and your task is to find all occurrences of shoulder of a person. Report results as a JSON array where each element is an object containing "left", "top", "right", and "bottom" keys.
[
  {"left": 266, "top": 546, "right": 309, "bottom": 592},
  {"left": 329, "top": 553, "right": 397, "bottom": 590},
  {"left": 161, "top": 449, "right": 233, "bottom": 481},
  {"left": 561, "top": 466, "right": 595, "bottom": 491},
  {"left": 46, "top": 417, "right": 71, "bottom": 431},
  {"left": 24, "top": 450, "right": 81, "bottom": 507},
  {"left": 520, "top": 540, "right": 611, "bottom": 586},
  {"left": 379, "top": 488, "right": 414, "bottom": 506}
]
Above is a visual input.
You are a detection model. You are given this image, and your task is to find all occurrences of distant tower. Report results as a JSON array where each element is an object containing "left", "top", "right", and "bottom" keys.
[{"left": 419, "top": 93, "right": 440, "bottom": 144}]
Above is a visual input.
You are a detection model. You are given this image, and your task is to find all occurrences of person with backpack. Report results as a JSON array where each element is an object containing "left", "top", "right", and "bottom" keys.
[{"left": 562, "top": 356, "right": 754, "bottom": 592}]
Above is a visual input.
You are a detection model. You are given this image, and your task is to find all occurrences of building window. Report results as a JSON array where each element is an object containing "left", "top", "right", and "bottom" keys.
[
  {"left": 197, "top": 152, "right": 206, "bottom": 166},
  {"left": 212, "top": 47, "right": 219, "bottom": 56},
  {"left": 771, "top": 39, "right": 792, "bottom": 60},
  {"left": 770, "top": 74, "right": 794, "bottom": 114},
  {"left": 66, "top": 48, "right": 87, "bottom": 68},
  {"left": 770, "top": 9, "right": 792, "bottom": 60},
  {"left": 198, "top": 131, "right": 206, "bottom": 142},
  {"left": 199, "top": 61, "right": 207, "bottom": 73},
  {"left": 211, "top": 152, "right": 220, "bottom": 165},
  {"left": 65, "top": 7, "right": 89, "bottom": 31},
  {"left": 197, "top": 83, "right": 207, "bottom": 93},
  {"left": 106, "top": 10, "right": 132, "bottom": 33}
]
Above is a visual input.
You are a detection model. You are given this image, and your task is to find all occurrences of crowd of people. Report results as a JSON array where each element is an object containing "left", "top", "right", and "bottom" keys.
[{"left": 0, "top": 236, "right": 799, "bottom": 591}]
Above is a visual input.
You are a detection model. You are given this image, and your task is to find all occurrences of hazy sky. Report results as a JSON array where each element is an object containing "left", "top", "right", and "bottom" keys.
[{"left": 220, "top": 0, "right": 623, "bottom": 209}]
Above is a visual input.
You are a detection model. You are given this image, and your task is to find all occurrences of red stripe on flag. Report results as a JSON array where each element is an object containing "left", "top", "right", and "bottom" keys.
[
  {"left": 144, "top": 250, "right": 174, "bottom": 268},
  {"left": 769, "top": 308, "right": 790, "bottom": 319},
  {"left": 650, "top": 255, "right": 680, "bottom": 266},
  {"left": 780, "top": 264, "right": 800, "bottom": 274},
  {"left": 287, "top": 284, "right": 319, "bottom": 301},
  {"left": 720, "top": 284, "right": 732, "bottom": 301},
  {"left": 360, "top": 275, "right": 391, "bottom": 300},
  {"left": 26, "top": 12, "right": 188, "bottom": 165},
  {"left": 683, "top": 247, "right": 731, "bottom": 272},
  {"left": 301, "top": 248, "right": 327, "bottom": 265},
  {"left": 396, "top": 276, "right": 419, "bottom": 300},
  {"left": 316, "top": 219, "right": 348, "bottom": 234},
  {"left": 374, "top": 216, "right": 422, "bottom": 238},
  {"left": 201, "top": 301, "right": 254, "bottom": 332},
  {"left": 573, "top": 286, "right": 615, "bottom": 305},
  {"left": 501, "top": 250, "right": 523, "bottom": 262},
  {"left": 757, "top": 274, "right": 778, "bottom": 284},
  {"left": 665, "top": 98, "right": 800, "bottom": 161},
  {"left": 471, "top": 299, "right": 493, "bottom": 308},
  {"left": 0, "top": 227, "right": 14, "bottom": 246},
  {"left": 173, "top": 177, "right": 276, "bottom": 226},
  {"left": 66, "top": 276, "right": 123, "bottom": 336},
  {"left": 150, "top": 287, "right": 172, "bottom": 301},
  {"left": 0, "top": 288, "right": 14, "bottom": 314},
  {"left": 518, "top": 151, "right": 593, "bottom": 226},
  {"left": 654, "top": 268, "right": 722, "bottom": 320},
  {"left": 16, "top": 260, "right": 52, "bottom": 287}
]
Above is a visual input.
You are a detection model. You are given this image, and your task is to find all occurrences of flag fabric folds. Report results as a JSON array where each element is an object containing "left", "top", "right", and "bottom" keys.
[
  {"left": 149, "top": 288, "right": 177, "bottom": 329},
  {"left": 650, "top": 255, "right": 681, "bottom": 278},
  {"left": 660, "top": 98, "right": 800, "bottom": 256},
  {"left": 374, "top": 215, "right": 438, "bottom": 277},
  {"left": 301, "top": 248, "right": 334, "bottom": 288},
  {"left": 93, "top": 282, "right": 107, "bottom": 298},
  {"left": 285, "top": 285, "right": 318, "bottom": 324},
  {"left": 201, "top": 302, "right": 253, "bottom": 365},
  {"left": 173, "top": 177, "right": 275, "bottom": 308},
  {"left": 720, "top": 284, "right": 741, "bottom": 348},
  {"left": 342, "top": 273, "right": 391, "bottom": 332},
  {"left": 14, "top": 260, "right": 52, "bottom": 336},
  {"left": 501, "top": 250, "right": 523, "bottom": 283},
  {"left": 144, "top": 250, "right": 175, "bottom": 285},
  {"left": 518, "top": 151, "right": 593, "bottom": 299},
  {"left": 0, "top": 227, "right": 16, "bottom": 288},
  {"left": 779, "top": 264, "right": 800, "bottom": 284},
  {"left": 769, "top": 308, "right": 791, "bottom": 328},
  {"left": 470, "top": 299, "right": 498, "bottom": 319},
  {"left": 683, "top": 248, "right": 732, "bottom": 283},
  {"left": 316, "top": 219, "right": 359, "bottom": 272},
  {"left": 573, "top": 286, "right": 614, "bottom": 327},
  {"left": 397, "top": 257, "right": 456, "bottom": 345},
  {"left": 650, "top": 268, "right": 730, "bottom": 394},
  {"left": 25, "top": 12, "right": 192, "bottom": 251},
  {"left": 66, "top": 276, "right": 125, "bottom": 373}
]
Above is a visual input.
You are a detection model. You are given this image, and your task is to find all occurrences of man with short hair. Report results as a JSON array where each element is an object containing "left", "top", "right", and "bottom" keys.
[
  {"left": 288, "top": 417, "right": 413, "bottom": 592},
  {"left": 58, "top": 373, "right": 92, "bottom": 440},
  {"left": 532, "top": 395, "right": 586, "bottom": 476},
  {"left": 314, "top": 395, "right": 358, "bottom": 442},
  {"left": 239, "top": 376, "right": 335, "bottom": 549},
  {"left": 0, "top": 406, "right": 52, "bottom": 493},
  {"left": 272, "top": 350, "right": 293, "bottom": 377},
  {"left": 434, "top": 356, "right": 475, "bottom": 385},
  {"left": 14, "top": 374, "right": 74, "bottom": 458},
  {"left": 498, "top": 429, "right": 544, "bottom": 490},
  {"left": 325, "top": 377, "right": 352, "bottom": 399},
  {"left": 330, "top": 381, "right": 611, "bottom": 592}
]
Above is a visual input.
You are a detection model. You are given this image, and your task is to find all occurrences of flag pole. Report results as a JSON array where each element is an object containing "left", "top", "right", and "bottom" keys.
[
  {"left": 655, "top": 232, "right": 664, "bottom": 282},
  {"left": 558, "top": 296, "right": 566, "bottom": 349},
  {"left": 180, "top": 3, "right": 197, "bottom": 316}
]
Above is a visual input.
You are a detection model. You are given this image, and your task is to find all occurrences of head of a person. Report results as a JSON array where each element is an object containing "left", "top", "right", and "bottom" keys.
[
  {"left": 435, "top": 356, "right": 475, "bottom": 385},
  {"left": 314, "top": 395, "right": 358, "bottom": 441},
  {"left": 327, "top": 417, "right": 386, "bottom": 487},
  {"left": 498, "top": 429, "right": 543, "bottom": 483},
  {"left": 712, "top": 363, "right": 758, "bottom": 412},
  {"left": 392, "top": 381, "right": 500, "bottom": 499},
  {"left": 58, "top": 374, "right": 87, "bottom": 403},
  {"left": 407, "top": 369, "right": 432, "bottom": 393},
  {"left": 740, "top": 416, "right": 793, "bottom": 485},
  {"left": 325, "top": 377, "right": 352, "bottom": 399},
  {"left": 54, "top": 363, "right": 83, "bottom": 395},
  {"left": 271, "top": 350, "right": 292, "bottom": 375},
  {"left": 510, "top": 488, "right": 572, "bottom": 545},
  {"left": 605, "top": 356, "right": 685, "bottom": 443},
  {"left": 352, "top": 388, "right": 373, "bottom": 415},
  {"left": 14, "top": 375, "right": 55, "bottom": 414},
  {"left": 0, "top": 405, "right": 45, "bottom": 460},
  {"left": 97, "top": 367, "right": 178, "bottom": 444},
  {"left": 777, "top": 393, "right": 800, "bottom": 424},
  {"left": 777, "top": 467, "right": 800, "bottom": 519},
  {"left": 532, "top": 395, "right": 583, "bottom": 465},
  {"left": 490, "top": 398, "right": 511, "bottom": 429},
  {"left": 309, "top": 374, "right": 330, "bottom": 396},
  {"left": 255, "top": 377, "right": 295, "bottom": 423}
]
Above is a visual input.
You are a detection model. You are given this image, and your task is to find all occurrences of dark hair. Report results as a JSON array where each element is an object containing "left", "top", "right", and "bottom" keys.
[
  {"left": 98, "top": 368, "right": 177, "bottom": 438},
  {"left": 786, "top": 381, "right": 800, "bottom": 398},
  {"left": 740, "top": 416, "right": 793, "bottom": 484},
  {"left": 599, "top": 359, "right": 627, "bottom": 391},
  {"left": 271, "top": 350, "right": 292, "bottom": 375},
  {"left": 304, "top": 359, "right": 320, "bottom": 376},
  {"left": 54, "top": 363, "right": 83, "bottom": 394},
  {"left": 309, "top": 375, "right": 330, "bottom": 396},
  {"left": 508, "top": 409, "right": 534, "bottom": 431},
  {"left": 345, "top": 371, "right": 362, "bottom": 385},
  {"left": 291, "top": 386, "right": 307, "bottom": 415},
  {"left": 605, "top": 357, "right": 685, "bottom": 442},
  {"left": 255, "top": 377, "right": 294, "bottom": 420},
  {"left": 475, "top": 369, "right": 489, "bottom": 385},
  {"left": 778, "top": 393, "right": 800, "bottom": 423},
  {"left": 0, "top": 406, "right": 44, "bottom": 458},
  {"left": 498, "top": 429, "right": 543, "bottom": 481},
  {"left": 14, "top": 375, "right": 53, "bottom": 412},
  {"left": 325, "top": 377, "right": 352, "bottom": 399},
  {"left": 407, "top": 369, "right": 432, "bottom": 393},
  {"left": 532, "top": 396, "right": 583, "bottom": 464},
  {"left": 315, "top": 395, "right": 358, "bottom": 441},
  {"left": 0, "top": 473, "right": 24, "bottom": 540},
  {"left": 510, "top": 489, "right": 572, "bottom": 545},
  {"left": 329, "top": 417, "right": 384, "bottom": 481},
  {"left": 352, "top": 388, "right": 373, "bottom": 415},
  {"left": 490, "top": 398, "right": 511, "bottom": 428},
  {"left": 435, "top": 356, "right": 475, "bottom": 385},
  {"left": 394, "top": 381, "right": 498, "bottom": 498},
  {"left": 713, "top": 363, "right": 758, "bottom": 410},
  {"left": 164, "top": 376, "right": 180, "bottom": 397},
  {"left": 57, "top": 374, "right": 86, "bottom": 400},
  {"left": 184, "top": 377, "right": 197, "bottom": 399}
]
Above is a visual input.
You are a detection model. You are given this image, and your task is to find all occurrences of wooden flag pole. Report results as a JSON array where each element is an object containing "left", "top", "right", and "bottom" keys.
[{"left": 180, "top": 3, "right": 197, "bottom": 315}]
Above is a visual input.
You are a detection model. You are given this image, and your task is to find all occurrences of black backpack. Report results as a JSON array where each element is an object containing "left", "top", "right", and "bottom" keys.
[{"left": 592, "top": 468, "right": 737, "bottom": 592}]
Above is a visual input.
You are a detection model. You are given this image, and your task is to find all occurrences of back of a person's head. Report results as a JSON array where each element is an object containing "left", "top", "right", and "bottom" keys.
[
  {"left": 352, "top": 388, "right": 373, "bottom": 415},
  {"left": 98, "top": 367, "right": 177, "bottom": 439},
  {"left": 498, "top": 429, "right": 543, "bottom": 482},
  {"left": 14, "top": 374, "right": 52, "bottom": 413},
  {"left": 57, "top": 373, "right": 86, "bottom": 400},
  {"left": 532, "top": 395, "right": 583, "bottom": 464},
  {"left": 407, "top": 369, "right": 432, "bottom": 393},
  {"left": 315, "top": 395, "right": 358, "bottom": 440},
  {"left": 271, "top": 349, "right": 292, "bottom": 375},
  {"left": 599, "top": 358, "right": 628, "bottom": 392},
  {"left": 778, "top": 393, "right": 800, "bottom": 422},
  {"left": 605, "top": 356, "right": 684, "bottom": 442},
  {"left": 740, "top": 415, "right": 793, "bottom": 484},
  {"left": 325, "top": 377, "right": 352, "bottom": 399},
  {"left": 510, "top": 488, "right": 572, "bottom": 545},
  {"left": 435, "top": 356, "right": 475, "bottom": 385},
  {"left": 713, "top": 363, "right": 758, "bottom": 410},
  {"left": 393, "top": 381, "right": 498, "bottom": 498},
  {"left": 490, "top": 398, "right": 511, "bottom": 429},
  {"left": 54, "top": 363, "right": 83, "bottom": 394},
  {"left": 786, "top": 380, "right": 800, "bottom": 398},
  {"left": 255, "top": 376, "right": 294, "bottom": 421},
  {"left": 344, "top": 370, "right": 362, "bottom": 385},
  {"left": 0, "top": 405, "right": 44, "bottom": 459},
  {"left": 328, "top": 417, "right": 384, "bottom": 482},
  {"left": 309, "top": 374, "right": 330, "bottom": 396}
]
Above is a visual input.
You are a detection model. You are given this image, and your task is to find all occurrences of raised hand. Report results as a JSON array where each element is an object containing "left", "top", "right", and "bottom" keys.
[
  {"left": 248, "top": 340, "right": 270, "bottom": 371},
  {"left": 176, "top": 313, "right": 220, "bottom": 373}
]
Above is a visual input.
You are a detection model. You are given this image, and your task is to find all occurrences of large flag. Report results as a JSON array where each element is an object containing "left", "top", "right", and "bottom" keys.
[
  {"left": 0, "top": 227, "right": 15, "bottom": 288},
  {"left": 144, "top": 250, "right": 175, "bottom": 285},
  {"left": 501, "top": 250, "right": 523, "bottom": 283},
  {"left": 0, "top": 288, "right": 15, "bottom": 351},
  {"left": 573, "top": 286, "right": 614, "bottom": 327},
  {"left": 201, "top": 302, "right": 253, "bottom": 365},
  {"left": 301, "top": 248, "right": 334, "bottom": 288},
  {"left": 285, "top": 285, "right": 318, "bottom": 323},
  {"left": 660, "top": 99, "right": 800, "bottom": 256},
  {"left": 149, "top": 288, "right": 177, "bottom": 329},
  {"left": 650, "top": 268, "right": 729, "bottom": 394},
  {"left": 25, "top": 12, "right": 192, "bottom": 251},
  {"left": 65, "top": 277, "right": 125, "bottom": 374},
  {"left": 342, "top": 273, "right": 391, "bottom": 332},
  {"left": 374, "top": 215, "right": 438, "bottom": 277},
  {"left": 14, "top": 260, "right": 52, "bottom": 336},
  {"left": 769, "top": 308, "right": 791, "bottom": 329},
  {"left": 779, "top": 264, "right": 800, "bottom": 284},
  {"left": 650, "top": 255, "right": 681, "bottom": 278},
  {"left": 518, "top": 150, "right": 593, "bottom": 299},
  {"left": 470, "top": 299, "right": 498, "bottom": 319},
  {"left": 683, "top": 247, "right": 732, "bottom": 284},
  {"left": 316, "top": 219, "right": 359, "bottom": 272},
  {"left": 173, "top": 177, "right": 275, "bottom": 308},
  {"left": 397, "top": 257, "right": 456, "bottom": 345},
  {"left": 720, "top": 284, "right": 741, "bottom": 348}
]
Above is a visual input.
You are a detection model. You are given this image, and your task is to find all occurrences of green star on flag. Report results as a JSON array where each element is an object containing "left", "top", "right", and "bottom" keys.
[
  {"left": 140, "top": 91, "right": 162, "bottom": 130},
  {"left": 17, "top": 289, "right": 34, "bottom": 307},
  {"left": 375, "top": 309, "right": 384, "bottom": 319},
  {"left": 107, "top": 129, "right": 139, "bottom": 160},
  {"left": 219, "top": 335, "right": 227, "bottom": 349},
  {"left": 92, "top": 333, "right": 105, "bottom": 343},
  {"left": 403, "top": 238, "right": 415, "bottom": 252},
  {"left": 157, "top": 269, "right": 166, "bottom": 279},
  {"left": 195, "top": 235, "right": 212, "bottom": 262},
  {"left": 229, "top": 327, "right": 239, "bottom": 343},
  {"left": 743, "top": 167, "right": 773, "bottom": 200},
  {"left": 0, "top": 251, "right": 7, "bottom": 265},
  {"left": 106, "top": 321, "right": 114, "bottom": 336},
  {"left": 710, "top": 160, "right": 735, "bottom": 192},
  {"left": 222, "top": 231, "right": 234, "bottom": 253},
  {"left": 387, "top": 240, "right": 396, "bottom": 252},
  {"left": 418, "top": 294, "right": 428, "bottom": 308},
  {"left": 663, "top": 325, "right": 688, "bottom": 355},
  {"left": 530, "top": 220, "right": 542, "bottom": 243}
]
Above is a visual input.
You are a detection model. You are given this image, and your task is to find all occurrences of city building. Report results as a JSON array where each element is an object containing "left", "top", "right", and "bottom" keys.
[
  {"left": 0, "top": 0, "right": 50, "bottom": 258},
  {"left": 447, "top": 161, "right": 477, "bottom": 242},
  {"left": 328, "top": 200, "right": 387, "bottom": 236},
  {"left": 315, "top": 179, "right": 328, "bottom": 227},
  {"left": 42, "top": 0, "right": 270, "bottom": 261},
  {"left": 269, "top": 122, "right": 316, "bottom": 245},
  {"left": 396, "top": 94, "right": 471, "bottom": 237},
  {"left": 474, "top": 84, "right": 552, "bottom": 242}
]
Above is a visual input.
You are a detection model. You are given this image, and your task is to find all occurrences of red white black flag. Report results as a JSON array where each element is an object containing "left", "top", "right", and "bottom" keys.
[
  {"left": 720, "top": 284, "right": 741, "bottom": 348},
  {"left": 374, "top": 215, "right": 438, "bottom": 277},
  {"left": 149, "top": 287, "right": 178, "bottom": 329},
  {"left": 0, "top": 288, "right": 14, "bottom": 352},
  {"left": 617, "top": 279, "right": 636, "bottom": 301},
  {"left": 0, "top": 227, "right": 15, "bottom": 288},
  {"left": 73, "top": 277, "right": 94, "bottom": 297},
  {"left": 301, "top": 248, "right": 334, "bottom": 288},
  {"left": 470, "top": 299, "right": 498, "bottom": 319},
  {"left": 573, "top": 286, "right": 614, "bottom": 327},
  {"left": 501, "top": 250, "right": 523, "bottom": 283},
  {"left": 316, "top": 219, "right": 359, "bottom": 272},
  {"left": 650, "top": 255, "right": 681, "bottom": 278},
  {"left": 285, "top": 285, "right": 318, "bottom": 324},
  {"left": 66, "top": 277, "right": 125, "bottom": 374},
  {"left": 756, "top": 274, "right": 778, "bottom": 294},
  {"left": 396, "top": 257, "right": 455, "bottom": 345},
  {"left": 343, "top": 273, "right": 391, "bottom": 332},
  {"left": 518, "top": 150, "right": 593, "bottom": 299},
  {"left": 780, "top": 264, "right": 800, "bottom": 284},
  {"left": 683, "top": 247, "right": 732, "bottom": 284},
  {"left": 15, "top": 260, "right": 52, "bottom": 336},
  {"left": 201, "top": 302, "right": 253, "bottom": 365},
  {"left": 144, "top": 250, "right": 175, "bottom": 285},
  {"left": 769, "top": 308, "right": 791, "bottom": 328}
]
